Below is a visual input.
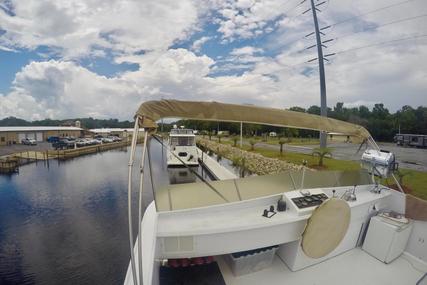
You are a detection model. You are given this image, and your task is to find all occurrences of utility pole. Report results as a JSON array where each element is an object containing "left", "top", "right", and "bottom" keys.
[
  {"left": 240, "top": 122, "right": 243, "bottom": 148},
  {"left": 308, "top": 0, "right": 328, "bottom": 148}
]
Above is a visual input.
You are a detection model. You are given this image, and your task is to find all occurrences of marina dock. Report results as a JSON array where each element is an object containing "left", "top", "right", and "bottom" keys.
[{"left": 0, "top": 140, "right": 138, "bottom": 174}]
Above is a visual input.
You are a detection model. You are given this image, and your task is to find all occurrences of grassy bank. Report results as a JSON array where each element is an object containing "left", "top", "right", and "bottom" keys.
[
  {"left": 205, "top": 137, "right": 427, "bottom": 200},
  {"left": 382, "top": 169, "right": 427, "bottom": 200}
]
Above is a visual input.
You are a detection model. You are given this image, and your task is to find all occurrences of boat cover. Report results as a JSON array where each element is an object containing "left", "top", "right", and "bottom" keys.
[{"left": 135, "top": 100, "right": 371, "bottom": 139}]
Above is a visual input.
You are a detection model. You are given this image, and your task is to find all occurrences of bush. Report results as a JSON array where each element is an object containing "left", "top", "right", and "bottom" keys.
[{"left": 249, "top": 139, "right": 257, "bottom": 151}]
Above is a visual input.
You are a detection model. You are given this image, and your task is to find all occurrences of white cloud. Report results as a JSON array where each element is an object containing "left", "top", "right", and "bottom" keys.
[
  {"left": 0, "top": 0, "right": 203, "bottom": 58},
  {"left": 191, "top": 36, "right": 212, "bottom": 52},
  {"left": 214, "top": 0, "right": 287, "bottom": 41},
  {"left": 1, "top": 0, "right": 427, "bottom": 121},
  {"left": 230, "top": 46, "right": 263, "bottom": 56},
  {"left": 0, "top": 50, "right": 216, "bottom": 120},
  {"left": 0, "top": 60, "right": 144, "bottom": 120}
]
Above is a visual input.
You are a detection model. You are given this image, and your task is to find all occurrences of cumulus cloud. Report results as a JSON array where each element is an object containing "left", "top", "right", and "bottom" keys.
[
  {"left": 0, "top": 49, "right": 287, "bottom": 120},
  {"left": 191, "top": 36, "right": 212, "bottom": 52},
  {"left": 0, "top": 60, "right": 144, "bottom": 120},
  {"left": 213, "top": 0, "right": 289, "bottom": 41},
  {"left": 0, "top": 0, "right": 203, "bottom": 58},
  {"left": 0, "top": 0, "right": 426, "bottom": 121},
  {"left": 230, "top": 46, "right": 263, "bottom": 56},
  {"left": 0, "top": 49, "right": 216, "bottom": 120}
]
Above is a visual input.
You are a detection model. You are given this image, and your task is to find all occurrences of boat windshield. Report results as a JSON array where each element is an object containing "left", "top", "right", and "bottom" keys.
[
  {"left": 170, "top": 129, "right": 194, "bottom": 135},
  {"left": 154, "top": 169, "right": 372, "bottom": 212},
  {"left": 170, "top": 137, "right": 195, "bottom": 147}
]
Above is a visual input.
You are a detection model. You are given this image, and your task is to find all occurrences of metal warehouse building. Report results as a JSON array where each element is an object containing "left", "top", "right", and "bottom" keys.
[
  {"left": 0, "top": 126, "right": 83, "bottom": 146},
  {"left": 89, "top": 128, "right": 144, "bottom": 139}
]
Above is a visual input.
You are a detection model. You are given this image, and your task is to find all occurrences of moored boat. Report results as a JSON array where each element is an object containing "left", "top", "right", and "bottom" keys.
[{"left": 124, "top": 100, "right": 427, "bottom": 285}]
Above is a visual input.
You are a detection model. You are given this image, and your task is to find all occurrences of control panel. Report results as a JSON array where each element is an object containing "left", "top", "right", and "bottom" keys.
[{"left": 283, "top": 189, "right": 328, "bottom": 216}]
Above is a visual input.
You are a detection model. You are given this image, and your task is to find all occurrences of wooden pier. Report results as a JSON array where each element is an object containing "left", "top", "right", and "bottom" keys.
[
  {"left": 0, "top": 157, "right": 19, "bottom": 174},
  {"left": 0, "top": 140, "right": 136, "bottom": 174}
]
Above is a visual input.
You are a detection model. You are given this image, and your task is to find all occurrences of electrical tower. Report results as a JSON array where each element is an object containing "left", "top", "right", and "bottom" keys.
[{"left": 304, "top": 0, "right": 329, "bottom": 148}]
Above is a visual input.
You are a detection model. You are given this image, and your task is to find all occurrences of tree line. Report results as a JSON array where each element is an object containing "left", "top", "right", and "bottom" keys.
[
  {"left": 0, "top": 117, "right": 133, "bottom": 129},
  {"left": 172, "top": 103, "right": 427, "bottom": 142},
  {"left": 1, "top": 103, "right": 425, "bottom": 141}
]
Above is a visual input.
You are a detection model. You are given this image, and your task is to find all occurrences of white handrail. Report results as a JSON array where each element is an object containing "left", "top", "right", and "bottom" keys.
[
  {"left": 128, "top": 119, "right": 140, "bottom": 285},
  {"left": 137, "top": 133, "right": 149, "bottom": 284}
]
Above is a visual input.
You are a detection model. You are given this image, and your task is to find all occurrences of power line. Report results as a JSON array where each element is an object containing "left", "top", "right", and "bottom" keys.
[
  {"left": 274, "top": 0, "right": 329, "bottom": 52},
  {"left": 285, "top": 0, "right": 309, "bottom": 16},
  {"left": 333, "top": 14, "right": 427, "bottom": 42},
  {"left": 335, "top": 33, "right": 427, "bottom": 55},
  {"left": 321, "top": 0, "right": 417, "bottom": 29},
  {"left": 279, "top": 0, "right": 420, "bottom": 52}
]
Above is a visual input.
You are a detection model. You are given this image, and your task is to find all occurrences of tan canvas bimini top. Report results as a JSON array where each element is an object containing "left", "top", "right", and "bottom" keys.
[{"left": 135, "top": 99, "right": 371, "bottom": 139}]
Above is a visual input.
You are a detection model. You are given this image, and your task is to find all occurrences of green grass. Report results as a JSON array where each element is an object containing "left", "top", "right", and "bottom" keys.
[
  {"left": 207, "top": 138, "right": 427, "bottom": 200},
  {"left": 263, "top": 138, "right": 321, "bottom": 146},
  {"left": 382, "top": 169, "right": 427, "bottom": 200}
]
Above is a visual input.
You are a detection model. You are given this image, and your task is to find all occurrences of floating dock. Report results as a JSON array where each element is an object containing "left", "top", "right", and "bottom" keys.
[{"left": 0, "top": 140, "right": 139, "bottom": 174}]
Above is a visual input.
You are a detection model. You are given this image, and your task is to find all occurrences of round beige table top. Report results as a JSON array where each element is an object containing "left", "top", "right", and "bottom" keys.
[{"left": 301, "top": 198, "right": 351, "bottom": 259}]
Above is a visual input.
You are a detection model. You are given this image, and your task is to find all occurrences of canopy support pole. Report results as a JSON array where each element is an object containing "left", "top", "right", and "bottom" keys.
[
  {"left": 128, "top": 119, "right": 140, "bottom": 285},
  {"left": 137, "top": 132, "right": 149, "bottom": 285}
]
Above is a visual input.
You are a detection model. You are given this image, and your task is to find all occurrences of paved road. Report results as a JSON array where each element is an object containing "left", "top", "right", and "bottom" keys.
[
  {"left": 256, "top": 141, "right": 427, "bottom": 172},
  {"left": 0, "top": 142, "right": 53, "bottom": 157}
]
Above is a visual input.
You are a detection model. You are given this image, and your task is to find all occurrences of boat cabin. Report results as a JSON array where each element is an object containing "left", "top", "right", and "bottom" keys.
[{"left": 167, "top": 128, "right": 199, "bottom": 167}]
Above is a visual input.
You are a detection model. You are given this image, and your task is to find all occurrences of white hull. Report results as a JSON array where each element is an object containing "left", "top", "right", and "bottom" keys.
[
  {"left": 166, "top": 147, "right": 199, "bottom": 166},
  {"left": 125, "top": 151, "right": 426, "bottom": 285}
]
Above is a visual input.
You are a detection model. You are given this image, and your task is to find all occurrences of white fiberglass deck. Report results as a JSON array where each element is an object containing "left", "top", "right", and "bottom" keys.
[{"left": 217, "top": 248, "right": 424, "bottom": 285}]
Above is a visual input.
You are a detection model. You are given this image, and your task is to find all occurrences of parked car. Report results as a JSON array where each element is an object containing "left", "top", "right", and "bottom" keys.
[
  {"left": 102, "top": 137, "right": 114, "bottom": 143},
  {"left": 75, "top": 139, "right": 88, "bottom": 147},
  {"left": 47, "top": 136, "right": 60, "bottom": 143},
  {"left": 83, "top": 138, "right": 94, "bottom": 145},
  {"left": 52, "top": 139, "right": 74, "bottom": 150},
  {"left": 94, "top": 138, "right": 103, "bottom": 144},
  {"left": 21, "top": 138, "right": 37, "bottom": 145},
  {"left": 108, "top": 136, "right": 122, "bottom": 142}
]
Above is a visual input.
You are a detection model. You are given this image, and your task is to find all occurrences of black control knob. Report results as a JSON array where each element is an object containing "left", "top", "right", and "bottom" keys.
[
  {"left": 277, "top": 198, "right": 287, "bottom": 212},
  {"left": 262, "top": 209, "right": 269, "bottom": 217}
]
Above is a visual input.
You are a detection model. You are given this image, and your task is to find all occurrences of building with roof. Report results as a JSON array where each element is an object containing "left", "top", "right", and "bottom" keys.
[
  {"left": 0, "top": 126, "right": 83, "bottom": 146},
  {"left": 89, "top": 128, "right": 144, "bottom": 139}
]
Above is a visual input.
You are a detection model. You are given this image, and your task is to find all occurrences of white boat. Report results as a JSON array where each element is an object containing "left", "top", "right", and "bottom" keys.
[
  {"left": 124, "top": 100, "right": 427, "bottom": 285},
  {"left": 166, "top": 128, "right": 199, "bottom": 167}
]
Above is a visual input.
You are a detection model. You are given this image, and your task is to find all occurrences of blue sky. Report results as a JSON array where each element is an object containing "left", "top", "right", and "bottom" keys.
[{"left": 0, "top": 0, "right": 426, "bottom": 120}]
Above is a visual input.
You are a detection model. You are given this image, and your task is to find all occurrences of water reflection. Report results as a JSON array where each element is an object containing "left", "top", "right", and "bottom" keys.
[
  {"left": 0, "top": 139, "right": 210, "bottom": 285},
  {"left": 167, "top": 167, "right": 198, "bottom": 184}
]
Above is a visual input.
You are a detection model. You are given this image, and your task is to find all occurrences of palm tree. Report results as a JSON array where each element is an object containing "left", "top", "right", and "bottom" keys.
[
  {"left": 217, "top": 133, "right": 223, "bottom": 143},
  {"left": 249, "top": 139, "right": 257, "bottom": 151},
  {"left": 232, "top": 136, "right": 239, "bottom": 147},
  {"left": 312, "top": 147, "right": 333, "bottom": 167},
  {"left": 278, "top": 138, "right": 286, "bottom": 156},
  {"left": 231, "top": 155, "right": 246, "bottom": 178}
]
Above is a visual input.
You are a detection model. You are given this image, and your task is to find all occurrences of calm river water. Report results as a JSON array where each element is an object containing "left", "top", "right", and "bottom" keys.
[{"left": 0, "top": 139, "right": 215, "bottom": 285}]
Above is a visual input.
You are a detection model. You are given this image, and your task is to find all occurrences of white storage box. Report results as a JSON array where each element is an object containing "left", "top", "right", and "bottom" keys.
[
  {"left": 363, "top": 215, "right": 412, "bottom": 263},
  {"left": 225, "top": 245, "right": 278, "bottom": 276}
]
